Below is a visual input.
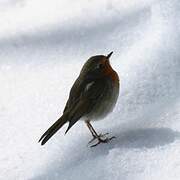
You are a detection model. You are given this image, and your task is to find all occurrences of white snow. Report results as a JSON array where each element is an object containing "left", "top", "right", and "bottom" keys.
[{"left": 0, "top": 0, "right": 180, "bottom": 180}]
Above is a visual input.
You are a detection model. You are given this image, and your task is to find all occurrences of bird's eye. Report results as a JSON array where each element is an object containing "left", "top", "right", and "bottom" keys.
[{"left": 98, "top": 64, "right": 104, "bottom": 69}]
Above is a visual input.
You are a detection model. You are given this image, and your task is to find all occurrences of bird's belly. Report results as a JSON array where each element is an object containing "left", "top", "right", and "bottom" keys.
[{"left": 84, "top": 82, "right": 119, "bottom": 121}]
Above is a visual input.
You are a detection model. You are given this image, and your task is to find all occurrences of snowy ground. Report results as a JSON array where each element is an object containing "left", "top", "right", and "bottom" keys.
[{"left": 0, "top": 0, "right": 180, "bottom": 180}]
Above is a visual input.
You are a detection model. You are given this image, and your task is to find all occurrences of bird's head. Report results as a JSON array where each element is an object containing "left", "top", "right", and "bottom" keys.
[{"left": 80, "top": 52, "right": 114, "bottom": 80}]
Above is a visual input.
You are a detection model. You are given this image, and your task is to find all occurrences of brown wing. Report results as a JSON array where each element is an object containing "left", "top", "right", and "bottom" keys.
[
  {"left": 63, "top": 75, "right": 91, "bottom": 113},
  {"left": 64, "top": 77, "right": 108, "bottom": 133}
]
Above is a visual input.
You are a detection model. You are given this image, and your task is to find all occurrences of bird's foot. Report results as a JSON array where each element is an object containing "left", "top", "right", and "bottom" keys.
[
  {"left": 88, "top": 133, "right": 115, "bottom": 147},
  {"left": 87, "top": 133, "right": 108, "bottom": 144}
]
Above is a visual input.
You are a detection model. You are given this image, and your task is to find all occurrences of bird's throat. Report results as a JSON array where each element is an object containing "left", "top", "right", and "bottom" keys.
[{"left": 103, "top": 61, "right": 119, "bottom": 83}]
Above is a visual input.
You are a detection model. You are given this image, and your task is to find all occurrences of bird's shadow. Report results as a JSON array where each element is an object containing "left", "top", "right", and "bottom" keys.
[
  {"left": 113, "top": 127, "right": 180, "bottom": 149},
  {"left": 31, "top": 127, "right": 180, "bottom": 180}
]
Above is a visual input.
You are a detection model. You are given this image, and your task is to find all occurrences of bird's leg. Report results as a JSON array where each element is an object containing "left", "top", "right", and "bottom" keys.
[
  {"left": 85, "top": 120, "right": 115, "bottom": 147},
  {"left": 85, "top": 120, "right": 97, "bottom": 139}
]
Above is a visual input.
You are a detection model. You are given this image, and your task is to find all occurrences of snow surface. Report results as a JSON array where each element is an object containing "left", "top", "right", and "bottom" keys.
[{"left": 0, "top": 0, "right": 180, "bottom": 179}]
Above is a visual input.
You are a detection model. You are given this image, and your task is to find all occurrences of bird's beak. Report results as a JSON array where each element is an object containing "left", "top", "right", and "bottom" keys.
[{"left": 106, "top": 51, "right": 113, "bottom": 59}]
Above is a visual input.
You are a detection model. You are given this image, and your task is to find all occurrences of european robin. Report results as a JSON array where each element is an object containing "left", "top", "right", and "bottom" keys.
[{"left": 39, "top": 52, "right": 119, "bottom": 147}]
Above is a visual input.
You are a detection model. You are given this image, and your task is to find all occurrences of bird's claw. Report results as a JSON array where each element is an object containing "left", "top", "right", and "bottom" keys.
[
  {"left": 88, "top": 133, "right": 109, "bottom": 144},
  {"left": 88, "top": 133, "right": 115, "bottom": 147}
]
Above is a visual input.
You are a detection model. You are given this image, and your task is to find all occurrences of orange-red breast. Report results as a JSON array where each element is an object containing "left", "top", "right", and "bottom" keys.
[{"left": 39, "top": 52, "right": 119, "bottom": 147}]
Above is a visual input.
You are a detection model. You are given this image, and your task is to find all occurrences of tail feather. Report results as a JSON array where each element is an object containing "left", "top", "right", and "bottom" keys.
[
  {"left": 65, "top": 119, "right": 78, "bottom": 134},
  {"left": 39, "top": 113, "right": 68, "bottom": 145}
]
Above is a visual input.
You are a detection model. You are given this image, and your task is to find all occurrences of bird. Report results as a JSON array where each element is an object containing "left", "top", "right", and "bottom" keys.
[{"left": 39, "top": 52, "right": 119, "bottom": 147}]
